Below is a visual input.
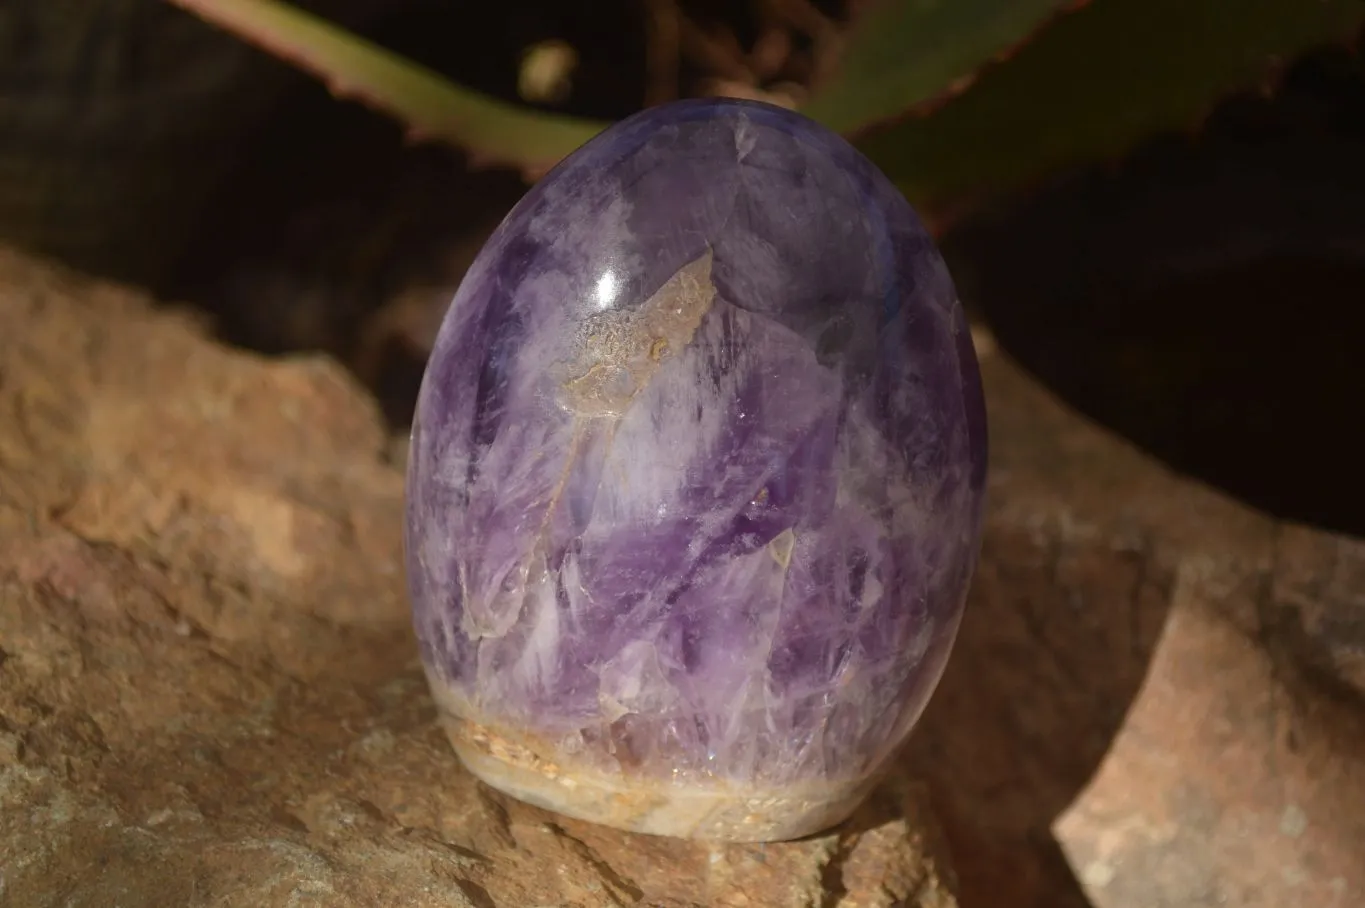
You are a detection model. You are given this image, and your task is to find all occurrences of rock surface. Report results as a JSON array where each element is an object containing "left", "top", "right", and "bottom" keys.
[
  {"left": 906, "top": 336, "right": 1365, "bottom": 907},
  {"left": 0, "top": 246, "right": 957, "bottom": 908},
  {"left": 2, "top": 240, "right": 1363, "bottom": 908}
]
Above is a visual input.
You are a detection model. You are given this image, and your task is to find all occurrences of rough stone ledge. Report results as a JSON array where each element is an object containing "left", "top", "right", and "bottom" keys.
[
  {"left": 3, "top": 244, "right": 1363, "bottom": 908},
  {"left": 0, "top": 246, "right": 957, "bottom": 907}
]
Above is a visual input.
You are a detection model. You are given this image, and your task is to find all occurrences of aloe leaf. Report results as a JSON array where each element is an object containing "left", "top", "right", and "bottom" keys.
[
  {"left": 856, "top": 0, "right": 1365, "bottom": 214},
  {"left": 801, "top": 0, "right": 1076, "bottom": 136},
  {"left": 167, "top": 0, "right": 1365, "bottom": 219},
  {"left": 165, "top": 0, "right": 610, "bottom": 173}
]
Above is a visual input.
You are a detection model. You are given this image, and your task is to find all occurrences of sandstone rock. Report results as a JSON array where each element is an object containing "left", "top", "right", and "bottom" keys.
[
  {"left": 0, "top": 246, "right": 957, "bottom": 908},
  {"left": 912, "top": 333, "right": 1365, "bottom": 907},
  {"left": 3, "top": 241, "right": 1362, "bottom": 908}
]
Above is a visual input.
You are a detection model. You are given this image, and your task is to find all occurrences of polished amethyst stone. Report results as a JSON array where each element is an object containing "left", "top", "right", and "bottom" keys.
[{"left": 405, "top": 98, "right": 986, "bottom": 841}]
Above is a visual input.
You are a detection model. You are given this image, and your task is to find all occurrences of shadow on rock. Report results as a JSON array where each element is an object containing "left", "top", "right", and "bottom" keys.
[{"left": 903, "top": 496, "right": 1173, "bottom": 908}]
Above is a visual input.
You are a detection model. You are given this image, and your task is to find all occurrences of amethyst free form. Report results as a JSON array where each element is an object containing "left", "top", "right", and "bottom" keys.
[{"left": 405, "top": 98, "right": 987, "bottom": 841}]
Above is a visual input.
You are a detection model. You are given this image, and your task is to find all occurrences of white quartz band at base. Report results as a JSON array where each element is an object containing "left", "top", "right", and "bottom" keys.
[{"left": 441, "top": 714, "right": 874, "bottom": 843}]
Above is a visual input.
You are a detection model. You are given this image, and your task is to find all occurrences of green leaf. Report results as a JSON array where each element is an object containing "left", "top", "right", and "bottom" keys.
[
  {"left": 165, "top": 0, "right": 610, "bottom": 173},
  {"left": 801, "top": 0, "right": 1075, "bottom": 135},
  {"left": 856, "top": 0, "right": 1365, "bottom": 214}
]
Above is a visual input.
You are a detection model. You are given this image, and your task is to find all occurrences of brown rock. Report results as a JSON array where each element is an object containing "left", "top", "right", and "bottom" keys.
[
  {"left": 0, "top": 246, "right": 957, "bottom": 908},
  {"left": 915, "top": 330, "right": 1365, "bottom": 907},
  {"left": 4, "top": 242, "right": 1363, "bottom": 908}
]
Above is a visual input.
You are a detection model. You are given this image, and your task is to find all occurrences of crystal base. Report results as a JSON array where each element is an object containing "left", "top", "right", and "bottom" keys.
[{"left": 440, "top": 712, "right": 875, "bottom": 842}]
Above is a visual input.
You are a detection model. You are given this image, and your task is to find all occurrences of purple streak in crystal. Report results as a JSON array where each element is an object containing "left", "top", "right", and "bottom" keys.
[{"left": 405, "top": 98, "right": 987, "bottom": 841}]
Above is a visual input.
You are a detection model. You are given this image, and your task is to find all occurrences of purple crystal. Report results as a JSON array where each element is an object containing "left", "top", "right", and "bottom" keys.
[{"left": 405, "top": 98, "right": 986, "bottom": 841}]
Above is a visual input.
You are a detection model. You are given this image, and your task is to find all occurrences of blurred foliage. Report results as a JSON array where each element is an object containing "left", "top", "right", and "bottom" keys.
[
  {"left": 165, "top": 0, "right": 608, "bottom": 172},
  {"left": 798, "top": 0, "right": 1071, "bottom": 134},
  {"left": 167, "top": 0, "right": 1365, "bottom": 216},
  {"left": 858, "top": 0, "right": 1365, "bottom": 211}
]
